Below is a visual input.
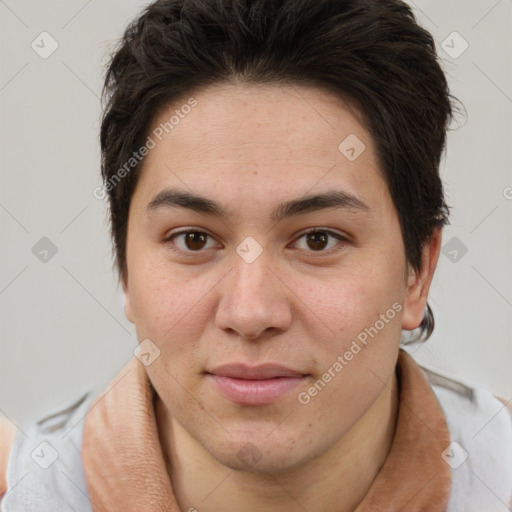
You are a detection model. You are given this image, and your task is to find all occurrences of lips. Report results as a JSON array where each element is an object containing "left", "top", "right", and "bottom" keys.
[
  {"left": 206, "top": 363, "right": 307, "bottom": 405},
  {"left": 209, "top": 363, "right": 305, "bottom": 380}
]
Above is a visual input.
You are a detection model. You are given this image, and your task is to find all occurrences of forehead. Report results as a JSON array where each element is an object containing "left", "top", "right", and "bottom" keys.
[
  {"left": 133, "top": 83, "right": 391, "bottom": 217},
  {"left": 149, "top": 82, "right": 367, "bottom": 157}
]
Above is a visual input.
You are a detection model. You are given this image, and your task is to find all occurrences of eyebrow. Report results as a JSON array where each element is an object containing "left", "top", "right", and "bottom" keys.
[{"left": 146, "top": 187, "right": 370, "bottom": 223}]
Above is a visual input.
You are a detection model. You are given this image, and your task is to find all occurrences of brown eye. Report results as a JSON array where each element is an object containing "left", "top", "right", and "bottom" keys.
[
  {"left": 306, "top": 232, "right": 329, "bottom": 251},
  {"left": 293, "top": 229, "right": 346, "bottom": 253},
  {"left": 183, "top": 232, "right": 208, "bottom": 250},
  {"left": 166, "top": 230, "right": 216, "bottom": 252}
]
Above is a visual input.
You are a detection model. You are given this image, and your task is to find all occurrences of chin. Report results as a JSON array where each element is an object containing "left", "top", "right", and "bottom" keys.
[
  {"left": 214, "top": 444, "right": 308, "bottom": 475},
  {"left": 201, "top": 426, "right": 322, "bottom": 475}
]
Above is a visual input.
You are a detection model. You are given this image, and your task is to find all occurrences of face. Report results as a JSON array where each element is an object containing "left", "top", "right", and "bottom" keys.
[{"left": 123, "top": 83, "right": 432, "bottom": 473}]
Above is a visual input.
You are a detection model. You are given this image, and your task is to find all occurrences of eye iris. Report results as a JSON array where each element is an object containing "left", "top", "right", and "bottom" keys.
[
  {"left": 179, "top": 231, "right": 334, "bottom": 252},
  {"left": 307, "top": 232, "right": 328, "bottom": 251},
  {"left": 185, "top": 232, "right": 207, "bottom": 250}
]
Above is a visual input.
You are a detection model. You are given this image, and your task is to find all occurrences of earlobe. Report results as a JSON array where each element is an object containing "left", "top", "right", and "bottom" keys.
[
  {"left": 122, "top": 280, "right": 134, "bottom": 324},
  {"left": 401, "top": 228, "right": 442, "bottom": 331},
  {"left": 124, "top": 294, "right": 134, "bottom": 324}
]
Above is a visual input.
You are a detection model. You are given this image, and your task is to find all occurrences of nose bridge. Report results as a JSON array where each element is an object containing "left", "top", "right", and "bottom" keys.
[
  {"left": 215, "top": 245, "right": 291, "bottom": 339},
  {"left": 230, "top": 246, "right": 274, "bottom": 308}
]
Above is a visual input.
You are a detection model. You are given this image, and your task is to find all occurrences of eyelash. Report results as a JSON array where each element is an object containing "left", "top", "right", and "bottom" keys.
[{"left": 162, "top": 228, "right": 348, "bottom": 257}]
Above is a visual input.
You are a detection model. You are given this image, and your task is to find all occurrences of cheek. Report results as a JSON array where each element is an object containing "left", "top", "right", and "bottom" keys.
[
  {"left": 310, "top": 257, "right": 405, "bottom": 350},
  {"left": 306, "top": 258, "right": 404, "bottom": 406},
  {"left": 127, "top": 266, "right": 212, "bottom": 408},
  {"left": 128, "top": 258, "right": 186, "bottom": 331},
  {"left": 127, "top": 258, "right": 225, "bottom": 371},
  {"left": 298, "top": 275, "right": 403, "bottom": 432}
]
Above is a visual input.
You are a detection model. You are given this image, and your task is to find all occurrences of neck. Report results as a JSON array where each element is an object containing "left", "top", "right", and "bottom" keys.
[{"left": 156, "top": 371, "right": 399, "bottom": 512}]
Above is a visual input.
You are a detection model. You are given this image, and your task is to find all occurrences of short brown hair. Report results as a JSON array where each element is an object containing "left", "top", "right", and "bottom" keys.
[{"left": 100, "top": 0, "right": 457, "bottom": 340}]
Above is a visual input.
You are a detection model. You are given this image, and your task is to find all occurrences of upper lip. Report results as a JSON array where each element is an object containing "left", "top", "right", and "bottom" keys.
[{"left": 207, "top": 363, "right": 306, "bottom": 380}]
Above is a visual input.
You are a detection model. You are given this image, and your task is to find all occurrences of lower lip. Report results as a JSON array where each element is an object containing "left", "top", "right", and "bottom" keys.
[{"left": 209, "top": 375, "right": 306, "bottom": 405}]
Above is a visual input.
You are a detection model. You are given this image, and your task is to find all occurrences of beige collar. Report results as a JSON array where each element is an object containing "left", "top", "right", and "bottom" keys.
[{"left": 82, "top": 349, "right": 451, "bottom": 511}]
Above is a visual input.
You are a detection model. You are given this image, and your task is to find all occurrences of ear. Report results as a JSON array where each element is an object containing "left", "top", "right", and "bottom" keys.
[
  {"left": 401, "top": 228, "right": 442, "bottom": 330},
  {"left": 122, "top": 276, "right": 134, "bottom": 324}
]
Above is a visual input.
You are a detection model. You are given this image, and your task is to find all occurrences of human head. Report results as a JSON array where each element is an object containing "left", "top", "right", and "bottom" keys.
[
  {"left": 100, "top": 0, "right": 453, "bottom": 341},
  {"left": 99, "top": 0, "right": 458, "bottom": 476}
]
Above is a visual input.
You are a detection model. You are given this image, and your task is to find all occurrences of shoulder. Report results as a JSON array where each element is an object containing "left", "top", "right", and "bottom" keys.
[
  {"left": 419, "top": 361, "right": 512, "bottom": 426},
  {"left": 0, "top": 417, "right": 17, "bottom": 496},
  {"left": 416, "top": 360, "right": 512, "bottom": 511},
  {"left": 496, "top": 395, "right": 512, "bottom": 422},
  {"left": 1, "top": 389, "right": 98, "bottom": 512}
]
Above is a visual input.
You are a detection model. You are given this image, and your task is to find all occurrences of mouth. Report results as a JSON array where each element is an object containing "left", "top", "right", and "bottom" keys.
[{"left": 205, "top": 363, "right": 308, "bottom": 406}]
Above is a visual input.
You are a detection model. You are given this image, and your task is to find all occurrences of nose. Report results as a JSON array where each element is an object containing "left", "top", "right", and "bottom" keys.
[{"left": 214, "top": 250, "right": 293, "bottom": 341}]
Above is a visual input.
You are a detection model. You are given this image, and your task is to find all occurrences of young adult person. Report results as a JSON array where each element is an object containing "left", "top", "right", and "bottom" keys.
[{"left": 1, "top": 1, "right": 511, "bottom": 510}]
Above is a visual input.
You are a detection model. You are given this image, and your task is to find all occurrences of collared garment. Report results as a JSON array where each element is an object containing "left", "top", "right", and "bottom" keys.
[{"left": 2, "top": 349, "right": 512, "bottom": 511}]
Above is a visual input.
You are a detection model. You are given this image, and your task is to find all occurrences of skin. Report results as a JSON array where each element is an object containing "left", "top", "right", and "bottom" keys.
[
  {"left": 123, "top": 82, "right": 442, "bottom": 512},
  {"left": 0, "top": 418, "right": 16, "bottom": 495}
]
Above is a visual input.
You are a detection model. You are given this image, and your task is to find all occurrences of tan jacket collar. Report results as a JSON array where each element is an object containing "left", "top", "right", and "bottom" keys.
[{"left": 82, "top": 349, "right": 451, "bottom": 511}]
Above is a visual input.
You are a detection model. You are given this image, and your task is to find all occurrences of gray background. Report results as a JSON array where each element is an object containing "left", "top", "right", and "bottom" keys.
[{"left": 0, "top": 0, "right": 511, "bottom": 430}]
